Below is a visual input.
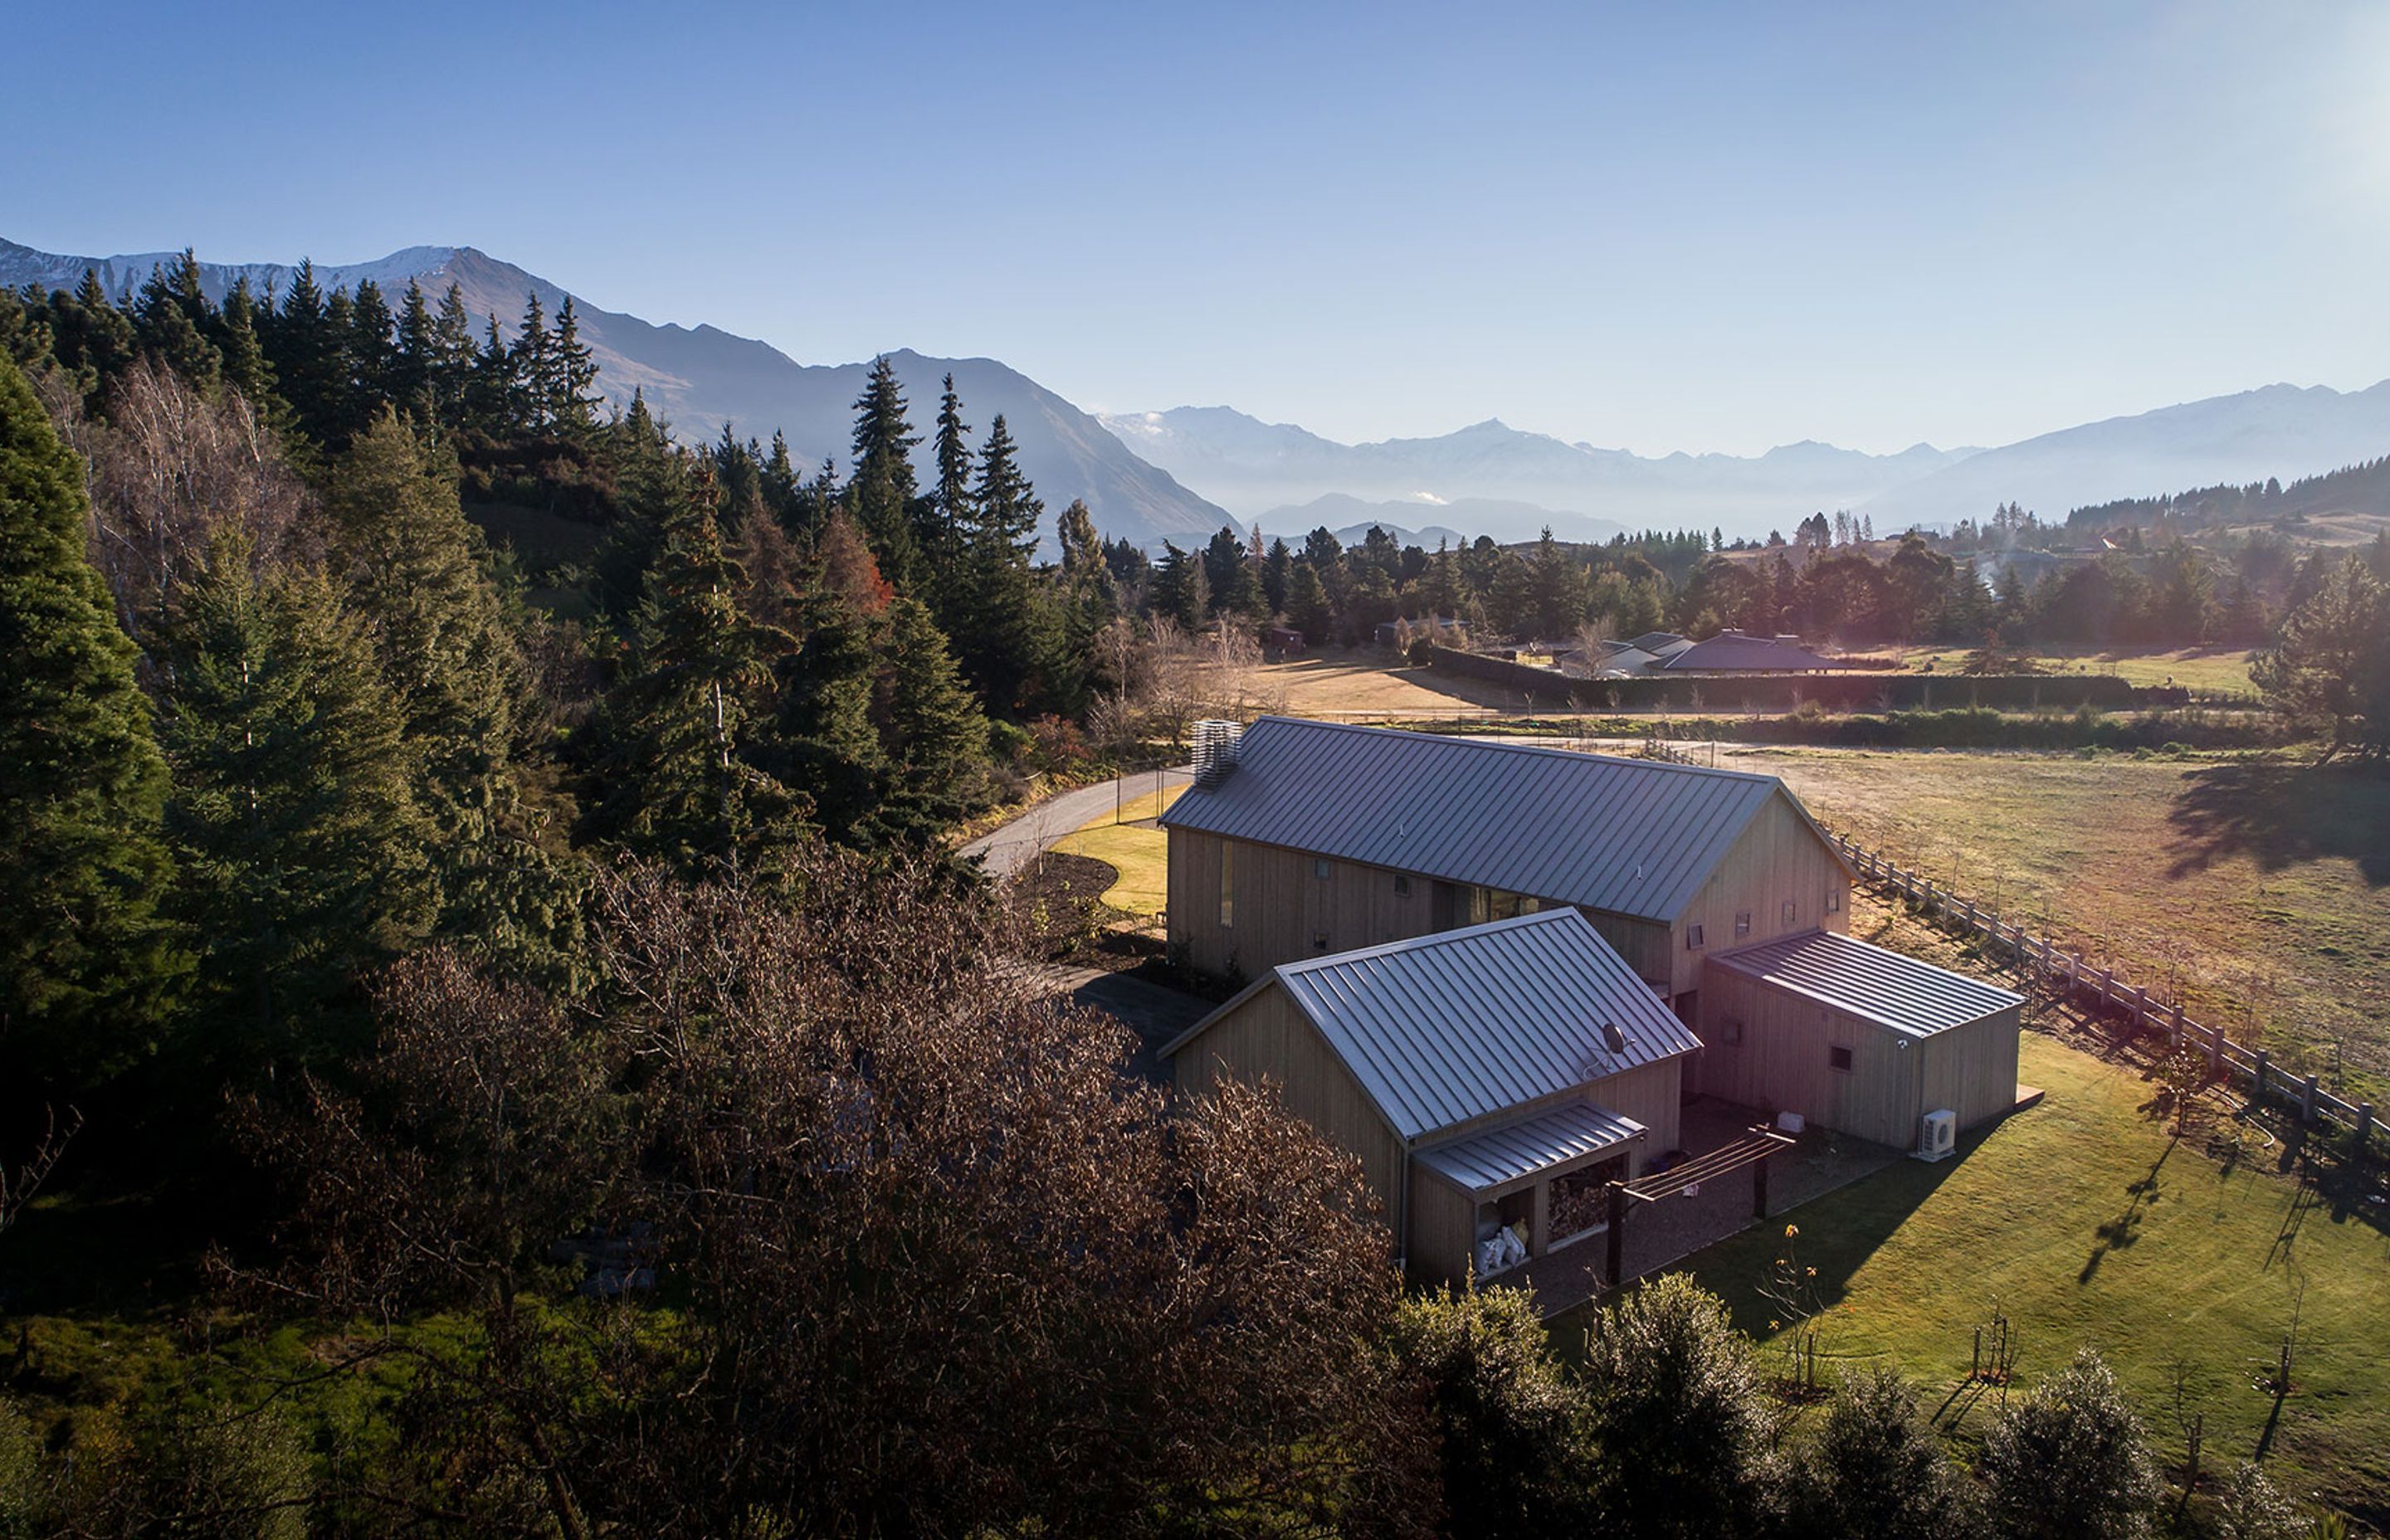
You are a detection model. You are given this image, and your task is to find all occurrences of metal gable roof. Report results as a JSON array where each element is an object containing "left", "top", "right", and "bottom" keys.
[
  {"left": 1157, "top": 716, "right": 1802, "bottom": 922},
  {"left": 1709, "top": 928, "right": 2024, "bottom": 1039},
  {"left": 1248, "top": 909, "right": 1701, "bottom": 1143},
  {"left": 1416, "top": 1101, "right": 1647, "bottom": 1195},
  {"left": 1661, "top": 631, "right": 1849, "bottom": 672}
]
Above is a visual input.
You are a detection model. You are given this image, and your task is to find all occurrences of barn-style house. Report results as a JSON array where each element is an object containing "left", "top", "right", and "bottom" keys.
[
  {"left": 1159, "top": 719, "right": 2027, "bottom": 1235},
  {"left": 1163, "top": 908, "right": 1700, "bottom": 1285}
]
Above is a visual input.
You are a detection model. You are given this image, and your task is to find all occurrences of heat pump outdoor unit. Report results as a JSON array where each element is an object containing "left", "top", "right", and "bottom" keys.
[{"left": 1914, "top": 1109, "right": 1958, "bottom": 1162}]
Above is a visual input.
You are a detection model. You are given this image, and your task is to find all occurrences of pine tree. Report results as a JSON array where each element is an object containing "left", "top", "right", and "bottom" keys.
[
  {"left": 466, "top": 314, "right": 516, "bottom": 437},
  {"left": 1056, "top": 499, "right": 1102, "bottom": 576},
  {"left": 848, "top": 355, "right": 922, "bottom": 585},
  {"left": 0, "top": 353, "right": 179, "bottom": 1090},
  {"left": 391, "top": 280, "right": 438, "bottom": 426},
  {"left": 1261, "top": 536, "right": 1293, "bottom": 615},
  {"left": 511, "top": 293, "right": 553, "bottom": 430},
  {"left": 155, "top": 531, "right": 435, "bottom": 1069},
  {"left": 775, "top": 512, "right": 890, "bottom": 846},
  {"left": 215, "top": 277, "right": 277, "bottom": 408},
  {"left": 133, "top": 253, "right": 221, "bottom": 392},
  {"left": 924, "top": 373, "right": 974, "bottom": 610},
  {"left": 347, "top": 279, "right": 398, "bottom": 430},
  {"left": 953, "top": 413, "right": 1047, "bottom": 712},
  {"left": 1285, "top": 560, "right": 1334, "bottom": 642},
  {"left": 549, "top": 295, "right": 600, "bottom": 433},
  {"left": 871, "top": 595, "right": 992, "bottom": 841},
  {"left": 605, "top": 471, "right": 812, "bottom": 880},
  {"left": 1153, "top": 542, "right": 1211, "bottom": 632},
  {"left": 431, "top": 284, "right": 476, "bottom": 430}
]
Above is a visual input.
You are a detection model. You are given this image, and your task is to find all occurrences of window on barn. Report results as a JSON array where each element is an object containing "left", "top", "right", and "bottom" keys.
[
  {"left": 1312, "top": 929, "right": 1330, "bottom": 951},
  {"left": 1829, "top": 1045, "right": 1854, "bottom": 1073},
  {"left": 1826, "top": 889, "right": 1842, "bottom": 914},
  {"left": 1219, "top": 845, "right": 1234, "bottom": 928},
  {"left": 1782, "top": 899, "right": 1797, "bottom": 926},
  {"left": 1734, "top": 910, "right": 1752, "bottom": 938},
  {"left": 1393, "top": 874, "right": 1412, "bottom": 898},
  {"left": 1686, "top": 924, "right": 1705, "bottom": 950},
  {"left": 1314, "top": 857, "right": 1332, "bottom": 880}
]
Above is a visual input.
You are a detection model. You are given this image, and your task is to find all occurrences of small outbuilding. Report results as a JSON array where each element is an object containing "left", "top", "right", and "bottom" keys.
[
  {"left": 1163, "top": 908, "right": 1701, "bottom": 1286},
  {"left": 1698, "top": 928, "right": 2024, "bottom": 1152}
]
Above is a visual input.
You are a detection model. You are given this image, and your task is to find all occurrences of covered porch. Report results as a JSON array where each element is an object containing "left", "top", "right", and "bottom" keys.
[{"left": 1413, "top": 1101, "right": 1650, "bottom": 1284}]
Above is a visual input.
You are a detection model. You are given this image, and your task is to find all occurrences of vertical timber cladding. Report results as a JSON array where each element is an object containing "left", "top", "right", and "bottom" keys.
[
  {"left": 1407, "top": 1170, "right": 1480, "bottom": 1288},
  {"left": 1671, "top": 792, "right": 1854, "bottom": 1000},
  {"left": 1167, "top": 829, "right": 1455, "bottom": 982},
  {"left": 1169, "top": 984, "right": 1407, "bottom": 1228},
  {"left": 1695, "top": 960, "right": 2022, "bottom": 1147}
]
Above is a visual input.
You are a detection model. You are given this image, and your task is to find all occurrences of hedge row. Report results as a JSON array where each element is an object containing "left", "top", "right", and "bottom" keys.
[{"left": 1425, "top": 646, "right": 2176, "bottom": 711}]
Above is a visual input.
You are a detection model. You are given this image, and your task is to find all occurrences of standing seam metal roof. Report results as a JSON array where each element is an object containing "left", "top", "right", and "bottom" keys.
[
  {"left": 1415, "top": 1102, "right": 1647, "bottom": 1194},
  {"left": 1191, "top": 908, "right": 1702, "bottom": 1143},
  {"left": 1158, "top": 715, "right": 1831, "bottom": 923},
  {"left": 1707, "top": 928, "right": 2023, "bottom": 1039}
]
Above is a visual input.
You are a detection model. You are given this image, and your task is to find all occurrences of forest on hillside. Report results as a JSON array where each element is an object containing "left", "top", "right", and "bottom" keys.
[{"left": 0, "top": 254, "right": 2380, "bottom": 1534}]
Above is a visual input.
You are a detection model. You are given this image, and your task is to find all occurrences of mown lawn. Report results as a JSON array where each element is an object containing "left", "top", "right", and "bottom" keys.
[
  {"left": 1724, "top": 746, "right": 2390, "bottom": 1099},
  {"left": 1047, "top": 784, "right": 1182, "bottom": 918},
  {"left": 1662, "top": 1029, "right": 2390, "bottom": 1522}
]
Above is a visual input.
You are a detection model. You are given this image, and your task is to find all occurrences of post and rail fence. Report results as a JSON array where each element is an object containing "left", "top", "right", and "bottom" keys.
[{"left": 1824, "top": 831, "right": 2380, "bottom": 1161}]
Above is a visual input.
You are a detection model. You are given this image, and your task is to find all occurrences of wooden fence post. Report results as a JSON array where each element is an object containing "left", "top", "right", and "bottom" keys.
[
  {"left": 1606, "top": 1182, "right": 1627, "bottom": 1288},
  {"left": 2357, "top": 1104, "right": 2375, "bottom": 1163},
  {"left": 2132, "top": 987, "right": 2149, "bottom": 1031},
  {"left": 2251, "top": 1050, "right": 2269, "bottom": 1113},
  {"left": 2302, "top": 1075, "right": 2319, "bottom": 1128},
  {"left": 2168, "top": 1002, "right": 2184, "bottom": 1050}
]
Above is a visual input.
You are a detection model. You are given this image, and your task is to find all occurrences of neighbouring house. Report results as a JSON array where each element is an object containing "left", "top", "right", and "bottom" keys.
[
  {"left": 1661, "top": 630, "right": 1854, "bottom": 672},
  {"left": 1260, "top": 624, "right": 1306, "bottom": 653},
  {"left": 1163, "top": 908, "right": 1700, "bottom": 1285},
  {"left": 1697, "top": 928, "right": 2023, "bottom": 1147},
  {"left": 1628, "top": 631, "right": 1695, "bottom": 662},
  {"left": 1565, "top": 637, "right": 1659, "bottom": 677},
  {"left": 1160, "top": 717, "right": 1855, "bottom": 1017}
]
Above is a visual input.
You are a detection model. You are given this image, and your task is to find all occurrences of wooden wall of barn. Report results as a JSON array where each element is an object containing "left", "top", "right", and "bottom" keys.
[
  {"left": 1695, "top": 966, "right": 2020, "bottom": 1148},
  {"left": 1166, "top": 829, "right": 1446, "bottom": 982},
  {"left": 1169, "top": 983, "right": 1406, "bottom": 1225},
  {"left": 1671, "top": 792, "right": 1853, "bottom": 999},
  {"left": 1407, "top": 1172, "right": 1480, "bottom": 1288}
]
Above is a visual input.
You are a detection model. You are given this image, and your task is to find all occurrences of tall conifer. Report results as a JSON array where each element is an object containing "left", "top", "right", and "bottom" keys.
[{"left": 0, "top": 354, "right": 179, "bottom": 1091}]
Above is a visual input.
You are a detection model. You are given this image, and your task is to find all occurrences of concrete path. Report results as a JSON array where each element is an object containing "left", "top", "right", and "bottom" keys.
[
  {"left": 961, "top": 767, "right": 1190, "bottom": 881},
  {"left": 1027, "top": 962, "right": 1215, "bottom": 1084}
]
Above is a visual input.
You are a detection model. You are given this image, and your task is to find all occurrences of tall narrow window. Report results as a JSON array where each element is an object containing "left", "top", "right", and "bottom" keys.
[
  {"left": 1313, "top": 857, "right": 1332, "bottom": 880},
  {"left": 1734, "top": 910, "right": 1752, "bottom": 938},
  {"left": 1826, "top": 889, "right": 1842, "bottom": 914},
  {"left": 1782, "top": 899, "right": 1797, "bottom": 926},
  {"left": 1686, "top": 924, "right": 1705, "bottom": 950},
  {"left": 1219, "top": 844, "right": 1235, "bottom": 928}
]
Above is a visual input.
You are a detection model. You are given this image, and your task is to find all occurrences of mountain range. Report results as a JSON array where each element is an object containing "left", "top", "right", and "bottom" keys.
[
  {"left": 1100, "top": 407, "right": 1973, "bottom": 537},
  {"left": 9, "top": 236, "right": 2390, "bottom": 551},
  {"left": 0, "top": 238, "right": 1232, "bottom": 550}
]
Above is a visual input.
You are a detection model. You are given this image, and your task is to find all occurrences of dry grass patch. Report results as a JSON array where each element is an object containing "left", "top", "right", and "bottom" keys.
[{"left": 1725, "top": 746, "right": 2390, "bottom": 1101}]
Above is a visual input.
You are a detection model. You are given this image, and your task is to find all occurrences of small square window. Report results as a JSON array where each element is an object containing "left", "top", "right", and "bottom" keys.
[
  {"left": 1312, "top": 929, "right": 1330, "bottom": 950},
  {"left": 1829, "top": 1045, "right": 1854, "bottom": 1073},
  {"left": 1393, "top": 874, "right": 1412, "bottom": 897},
  {"left": 1734, "top": 910, "right": 1752, "bottom": 938},
  {"left": 1313, "top": 858, "right": 1332, "bottom": 880},
  {"left": 1782, "top": 899, "right": 1797, "bottom": 926},
  {"left": 1721, "top": 1017, "right": 1744, "bottom": 1046},
  {"left": 1826, "top": 889, "right": 1841, "bottom": 914},
  {"left": 1686, "top": 924, "right": 1705, "bottom": 950}
]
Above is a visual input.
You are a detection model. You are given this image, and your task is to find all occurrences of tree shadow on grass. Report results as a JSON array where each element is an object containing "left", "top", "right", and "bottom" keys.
[
  {"left": 2080, "top": 1135, "right": 2177, "bottom": 1284},
  {"left": 2165, "top": 761, "right": 2390, "bottom": 884}
]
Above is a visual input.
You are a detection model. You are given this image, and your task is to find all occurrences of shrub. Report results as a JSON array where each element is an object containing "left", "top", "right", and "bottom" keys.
[
  {"left": 1388, "top": 1284, "right": 1597, "bottom": 1538},
  {"left": 1788, "top": 1367, "right": 1981, "bottom": 1540},
  {"left": 1578, "top": 1274, "right": 1780, "bottom": 1538},
  {"left": 1978, "top": 1348, "right": 2162, "bottom": 1540},
  {"left": 2213, "top": 1462, "right": 2306, "bottom": 1540}
]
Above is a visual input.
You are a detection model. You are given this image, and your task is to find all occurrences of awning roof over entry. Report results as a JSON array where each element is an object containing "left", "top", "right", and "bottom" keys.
[{"left": 1416, "top": 1102, "right": 1647, "bottom": 1196}]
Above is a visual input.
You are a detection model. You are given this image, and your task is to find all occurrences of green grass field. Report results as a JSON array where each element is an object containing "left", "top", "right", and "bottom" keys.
[
  {"left": 1661, "top": 1027, "right": 2390, "bottom": 1520},
  {"left": 1889, "top": 643, "right": 2260, "bottom": 694},
  {"left": 1048, "top": 785, "right": 1182, "bottom": 917},
  {"left": 1724, "top": 746, "right": 2390, "bottom": 1100}
]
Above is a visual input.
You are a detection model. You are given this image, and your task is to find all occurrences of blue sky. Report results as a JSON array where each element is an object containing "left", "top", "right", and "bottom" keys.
[{"left": 7, "top": 0, "right": 2386, "bottom": 454}]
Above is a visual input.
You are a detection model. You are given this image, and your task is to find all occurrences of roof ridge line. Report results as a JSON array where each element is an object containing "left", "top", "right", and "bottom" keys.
[
  {"left": 1246, "top": 714, "right": 1781, "bottom": 786},
  {"left": 1272, "top": 907, "right": 1581, "bottom": 977}
]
